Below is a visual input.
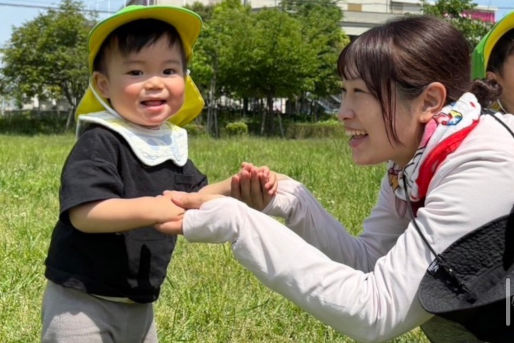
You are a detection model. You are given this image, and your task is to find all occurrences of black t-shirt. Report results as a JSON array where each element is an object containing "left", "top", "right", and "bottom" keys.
[{"left": 45, "top": 125, "right": 207, "bottom": 303}]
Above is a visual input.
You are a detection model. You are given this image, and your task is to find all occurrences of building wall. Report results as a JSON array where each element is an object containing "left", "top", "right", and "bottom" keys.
[
  {"left": 128, "top": 0, "right": 278, "bottom": 7},
  {"left": 127, "top": 0, "right": 496, "bottom": 38}
]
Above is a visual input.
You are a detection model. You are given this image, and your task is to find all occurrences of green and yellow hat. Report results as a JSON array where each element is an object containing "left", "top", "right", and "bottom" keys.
[
  {"left": 472, "top": 11, "right": 514, "bottom": 80},
  {"left": 76, "top": 5, "right": 204, "bottom": 127}
]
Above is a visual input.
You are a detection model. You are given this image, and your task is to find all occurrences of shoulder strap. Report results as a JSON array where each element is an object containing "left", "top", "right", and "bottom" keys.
[
  {"left": 405, "top": 110, "right": 514, "bottom": 299},
  {"left": 483, "top": 109, "right": 514, "bottom": 139}
]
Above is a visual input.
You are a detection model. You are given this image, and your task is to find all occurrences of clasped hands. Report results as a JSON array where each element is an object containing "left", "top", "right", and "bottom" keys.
[{"left": 155, "top": 162, "right": 278, "bottom": 235}]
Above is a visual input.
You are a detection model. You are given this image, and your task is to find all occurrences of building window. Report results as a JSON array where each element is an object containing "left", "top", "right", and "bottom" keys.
[{"left": 347, "top": 3, "right": 362, "bottom": 12}]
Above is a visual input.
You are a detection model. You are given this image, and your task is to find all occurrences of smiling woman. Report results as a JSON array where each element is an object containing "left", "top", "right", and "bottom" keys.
[{"left": 160, "top": 15, "right": 514, "bottom": 343}]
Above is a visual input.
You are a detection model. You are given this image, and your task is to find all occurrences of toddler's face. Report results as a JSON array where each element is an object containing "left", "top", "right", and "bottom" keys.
[{"left": 94, "top": 35, "right": 186, "bottom": 128}]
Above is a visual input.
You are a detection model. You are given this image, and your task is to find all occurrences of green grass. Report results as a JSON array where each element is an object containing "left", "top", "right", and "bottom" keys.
[{"left": 0, "top": 134, "right": 428, "bottom": 342}]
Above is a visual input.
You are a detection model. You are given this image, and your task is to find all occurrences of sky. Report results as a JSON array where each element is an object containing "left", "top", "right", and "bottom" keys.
[
  {"left": 0, "top": 0, "right": 514, "bottom": 48},
  {"left": 0, "top": 0, "right": 129, "bottom": 48}
]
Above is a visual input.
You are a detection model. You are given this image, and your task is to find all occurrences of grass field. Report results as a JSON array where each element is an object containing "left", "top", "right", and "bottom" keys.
[{"left": 0, "top": 134, "right": 429, "bottom": 342}]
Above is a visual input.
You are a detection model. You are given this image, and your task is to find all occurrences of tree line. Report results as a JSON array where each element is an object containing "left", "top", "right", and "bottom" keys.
[{"left": 0, "top": 0, "right": 490, "bottom": 135}]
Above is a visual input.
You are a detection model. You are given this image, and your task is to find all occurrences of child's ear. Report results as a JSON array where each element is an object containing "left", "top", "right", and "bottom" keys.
[
  {"left": 418, "top": 82, "right": 446, "bottom": 124},
  {"left": 93, "top": 71, "right": 110, "bottom": 98},
  {"left": 486, "top": 71, "right": 498, "bottom": 82}
]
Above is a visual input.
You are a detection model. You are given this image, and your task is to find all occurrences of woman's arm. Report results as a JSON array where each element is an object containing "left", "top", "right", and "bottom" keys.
[
  {"left": 182, "top": 134, "right": 514, "bottom": 341},
  {"left": 264, "top": 176, "right": 409, "bottom": 270},
  {"left": 183, "top": 197, "right": 431, "bottom": 342}
]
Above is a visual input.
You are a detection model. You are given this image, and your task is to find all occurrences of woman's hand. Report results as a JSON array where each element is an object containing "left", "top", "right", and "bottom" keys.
[
  {"left": 171, "top": 191, "right": 224, "bottom": 209},
  {"left": 154, "top": 191, "right": 224, "bottom": 234},
  {"left": 231, "top": 162, "right": 278, "bottom": 211}
]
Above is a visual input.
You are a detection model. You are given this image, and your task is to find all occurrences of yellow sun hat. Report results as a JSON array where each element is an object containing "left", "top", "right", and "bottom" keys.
[
  {"left": 75, "top": 5, "right": 204, "bottom": 126},
  {"left": 472, "top": 11, "right": 514, "bottom": 80}
]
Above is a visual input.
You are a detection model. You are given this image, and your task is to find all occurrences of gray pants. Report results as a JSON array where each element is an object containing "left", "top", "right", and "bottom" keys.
[{"left": 41, "top": 281, "right": 158, "bottom": 343}]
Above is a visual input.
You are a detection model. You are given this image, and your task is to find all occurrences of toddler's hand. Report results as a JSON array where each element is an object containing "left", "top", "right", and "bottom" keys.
[
  {"left": 155, "top": 218, "right": 183, "bottom": 235},
  {"left": 155, "top": 191, "right": 224, "bottom": 234},
  {"left": 153, "top": 192, "right": 185, "bottom": 234}
]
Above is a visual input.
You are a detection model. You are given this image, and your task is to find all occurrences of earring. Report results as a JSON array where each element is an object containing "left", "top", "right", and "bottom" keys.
[{"left": 497, "top": 99, "right": 507, "bottom": 113}]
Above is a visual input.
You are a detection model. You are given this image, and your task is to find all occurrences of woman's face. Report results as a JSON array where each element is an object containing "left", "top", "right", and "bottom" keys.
[
  {"left": 338, "top": 78, "right": 424, "bottom": 167},
  {"left": 495, "top": 54, "right": 514, "bottom": 114}
]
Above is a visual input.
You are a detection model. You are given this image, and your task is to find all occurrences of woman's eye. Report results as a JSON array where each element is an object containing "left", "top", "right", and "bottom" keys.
[{"left": 127, "top": 70, "right": 143, "bottom": 76}]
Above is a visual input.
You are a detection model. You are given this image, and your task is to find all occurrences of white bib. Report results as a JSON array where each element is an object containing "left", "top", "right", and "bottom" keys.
[{"left": 77, "top": 111, "right": 188, "bottom": 167}]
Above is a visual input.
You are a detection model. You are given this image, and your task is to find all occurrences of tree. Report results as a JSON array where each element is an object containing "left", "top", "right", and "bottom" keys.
[
  {"left": 1, "top": 0, "right": 92, "bottom": 128},
  {"left": 281, "top": 0, "right": 348, "bottom": 119},
  {"left": 187, "top": 1, "right": 216, "bottom": 22},
  {"left": 190, "top": 0, "right": 347, "bottom": 135},
  {"left": 203, "top": 3, "right": 322, "bottom": 136},
  {"left": 0, "top": 72, "right": 6, "bottom": 97},
  {"left": 188, "top": 0, "right": 252, "bottom": 136},
  {"left": 244, "top": 8, "right": 319, "bottom": 135},
  {"left": 422, "top": 0, "right": 492, "bottom": 48}
]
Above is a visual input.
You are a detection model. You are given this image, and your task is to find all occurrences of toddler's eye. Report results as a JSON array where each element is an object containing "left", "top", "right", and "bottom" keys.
[
  {"left": 163, "top": 68, "right": 177, "bottom": 75},
  {"left": 127, "top": 70, "right": 143, "bottom": 76}
]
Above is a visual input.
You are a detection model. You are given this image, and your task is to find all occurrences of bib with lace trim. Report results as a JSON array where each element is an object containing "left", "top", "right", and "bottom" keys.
[{"left": 77, "top": 111, "right": 188, "bottom": 167}]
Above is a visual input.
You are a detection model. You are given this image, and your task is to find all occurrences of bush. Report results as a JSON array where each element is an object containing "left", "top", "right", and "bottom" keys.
[
  {"left": 184, "top": 123, "right": 206, "bottom": 137},
  {"left": 0, "top": 110, "right": 69, "bottom": 135},
  {"left": 285, "top": 119, "right": 344, "bottom": 139},
  {"left": 224, "top": 121, "right": 249, "bottom": 137}
]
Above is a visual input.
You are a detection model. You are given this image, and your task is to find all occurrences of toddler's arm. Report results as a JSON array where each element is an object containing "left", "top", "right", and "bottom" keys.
[
  {"left": 69, "top": 193, "right": 184, "bottom": 233},
  {"left": 198, "top": 178, "right": 232, "bottom": 195}
]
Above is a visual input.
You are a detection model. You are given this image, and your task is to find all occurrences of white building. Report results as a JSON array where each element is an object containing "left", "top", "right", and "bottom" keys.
[
  {"left": 128, "top": 0, "right": 496, "bottom": 39},
  {"left": 341, "top": 0, "right": 423, "bottom": 36},
  {"left": 129, "top": 0, "right": 278, "bottom": 8},
  {"left": 128, "top": 0, "right": 422, "bottom": 37}
]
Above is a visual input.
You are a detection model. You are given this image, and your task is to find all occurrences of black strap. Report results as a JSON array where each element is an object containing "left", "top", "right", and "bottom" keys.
[
  {"left": 403, "top": 174, "right": 476, "bottom": 299},
  {"left": 483, "top": 109, "right": 514, "bottom": 139},
  {"left": 404, "top": 111, "right": 514, "bottom": 300}
]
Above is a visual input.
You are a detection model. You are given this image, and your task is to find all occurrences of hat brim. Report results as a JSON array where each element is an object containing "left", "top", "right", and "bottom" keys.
[
  {"left": 472, "top": 11, "right": 514, "bottom": 79},
  {"left": 88, "top": 5, "right": 202, "bottom": 71},
  {"left": 76, "top": 74, "right": 204, "bottom": 126}
]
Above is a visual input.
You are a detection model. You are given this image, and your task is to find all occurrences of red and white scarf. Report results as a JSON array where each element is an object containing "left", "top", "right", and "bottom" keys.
[{"left": 388, "top": 92, "right": 481, "bottom": 211}]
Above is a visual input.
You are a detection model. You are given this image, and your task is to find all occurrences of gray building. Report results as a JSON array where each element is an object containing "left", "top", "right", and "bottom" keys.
[
  {"left": 127, "top": 0, "right": 422, "bottom": 38},
  {"left": 127, "top": 0, "right": 496, "bottom": 38}
]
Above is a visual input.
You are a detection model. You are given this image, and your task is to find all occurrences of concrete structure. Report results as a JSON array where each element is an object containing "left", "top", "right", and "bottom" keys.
[
  {"left": 340, "top": 0, "right": 422, "bottom": 36},
  {"left": 128, "top": 0, "right": 420, "bottom": 37},
  {"left": 127, "top": 0, "right": 497, "bottom": 39},
  {"left": 129, "top": 0, "right": 278, "bottom": 8}
]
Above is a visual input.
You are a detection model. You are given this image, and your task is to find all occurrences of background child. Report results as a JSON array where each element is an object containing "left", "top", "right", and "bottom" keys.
[
  {"left": 42, "top": 5, "right": 224, "bottom": 342},
  {"left": 472, "top": 10, "right": 514, "bottom": 114}
]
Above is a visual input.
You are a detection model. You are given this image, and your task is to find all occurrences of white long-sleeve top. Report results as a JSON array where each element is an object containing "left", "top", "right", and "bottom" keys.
[{"left": 183, "top": 114, "right": 514, "bottom": 342}]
